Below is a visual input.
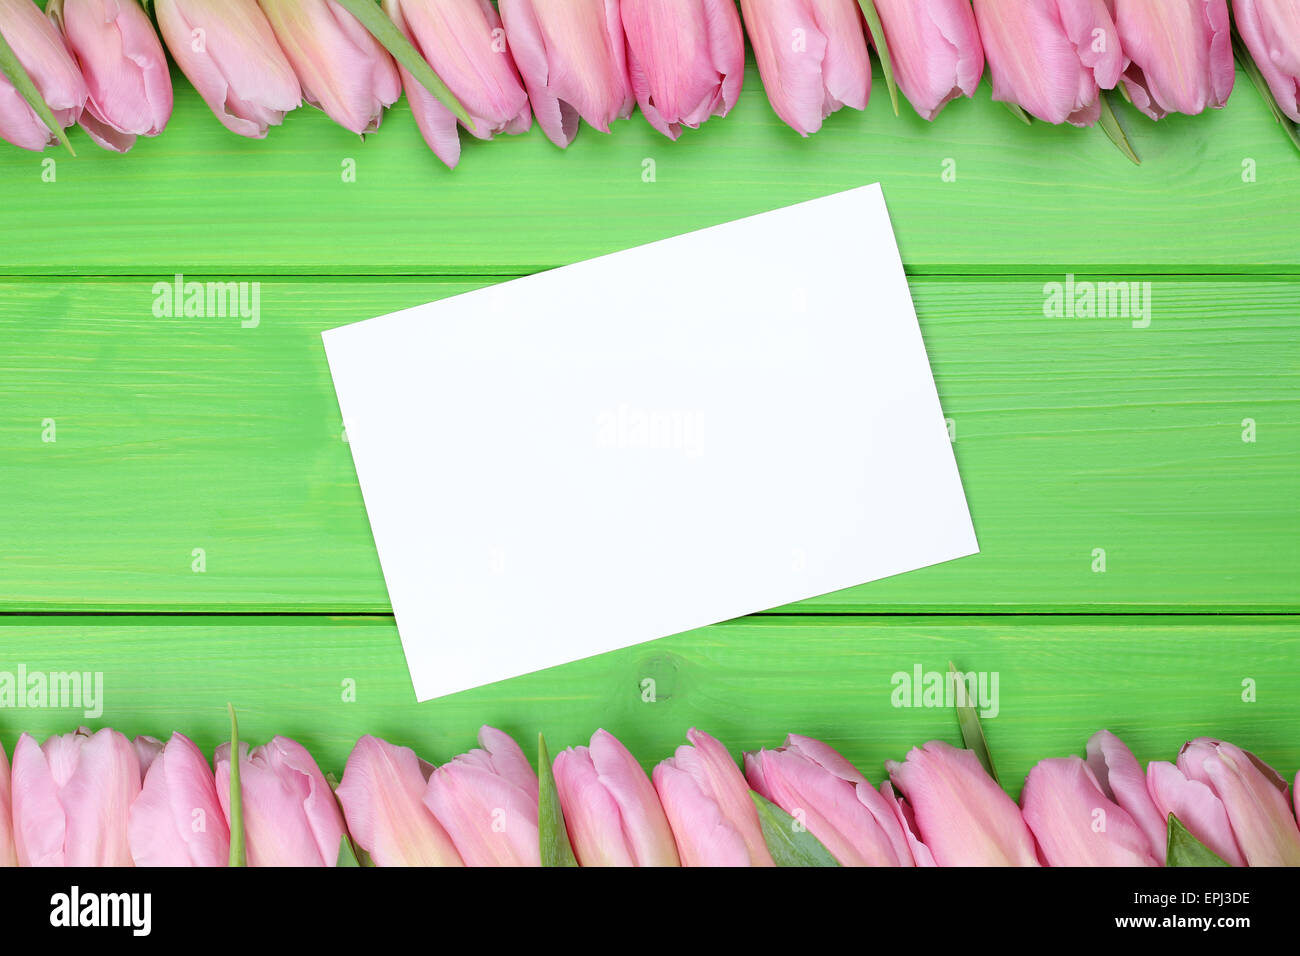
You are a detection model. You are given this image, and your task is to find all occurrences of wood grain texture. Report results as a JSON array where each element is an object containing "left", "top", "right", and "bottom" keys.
[
  {"left": 0, "top": 63, "right": 1297, "bottom": 275},
  {"left": 0, "top": 614, "right": 1293, "bottom": 800},
  {"left": 2, "top": 277, "right": 1294, "bottom": 612}
]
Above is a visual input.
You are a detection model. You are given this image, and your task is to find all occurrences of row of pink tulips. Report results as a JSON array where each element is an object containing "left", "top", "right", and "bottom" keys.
[
  {"left": 1, "top": 723, "right": 1298, "bottom": 866},
  {"left": 1, "top": 1, "right": 1298, "bottom": 166}
]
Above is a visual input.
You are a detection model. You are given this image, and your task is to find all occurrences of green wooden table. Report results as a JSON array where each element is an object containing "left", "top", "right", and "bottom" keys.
[{"left": 1, "top": 56, "right": 1297, "bottom": 798}]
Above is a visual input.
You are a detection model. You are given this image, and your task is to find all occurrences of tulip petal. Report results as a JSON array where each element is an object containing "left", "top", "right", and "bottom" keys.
[
  {"left": 130, "top": 732, "right": 229, "bottom": 867},
  {"left": 259, "top": 0, "right": 399, "bottom": 135},
  {"left": 652, "top": 760, "right": 754, "bottom": 866},
  {"left": 1147, "top": 759, "right": 1245, "bottom": 867},
  {"left": 1194, "top": 742, "right": 1300, "bottom": 867},
  {"left": 423, "top": 727, "right": 539, "bottom": 866},
  {"left": 499, "top": 0, "right": 632, "bottom": 147},
  {"left": 10, "top": 733, "right": 67, "bottom": 867},
  {"left": 745, "top": 746, "right": 908, "bottom": 866},
  {"left": 1086, "top": 729, "right": 1167, "bottom": 863},
  {"left": 873, "top": 0, "right": 983, "bottom": 120},
  {"left": 887, "top": 740, "right": 1040, "bottom": 866},
  {"left": 57, "top": 727, "right": 141, "bottom": 867},
  {"left": 1235, "top": 0, "right": 1300, "bottom": 122},
  {"left": 156, "top": 0, "right": 300, "bottom": 138},
  {"left": 1022, "top": 757, "right": 1159, "bottom": 866},
  {"left": 336, "top": 735, "right": 463, "bottom": 866},
  {"left": 0, "top": 741, "right": 14, "bottom": 866},
  {"left": 879, "top": 781, "right": 936, "bottom": 866},
  {"left": 1114, "top": 0, "right": 1233, "bottom": 119},
  {"left": 56, "top": 0, "right": 172, "bottom": 140}
]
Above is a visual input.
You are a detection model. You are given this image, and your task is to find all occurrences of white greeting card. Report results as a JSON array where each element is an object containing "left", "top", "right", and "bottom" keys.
[{"left": 323, "top": 185, "right": 977, "bottom": 701}]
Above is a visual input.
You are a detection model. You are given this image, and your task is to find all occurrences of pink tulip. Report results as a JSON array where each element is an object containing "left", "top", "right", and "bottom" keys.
[
  {"left": 745, "top": 734, "right": 918, "bottom": 866},
  {"left": 652, "top": 728, "right": 774, "bottom": 866},
  {"left": 258, "top": 0, "right": 401, "bottom": 135},
  {"left": 886, "top": 740, "right": 1041, "bottom": 866},
  {"left": 1085, "top": 728, "right": 1167, "bottom": 863},
  {"left": 739, "top": 0, "right": 872, "bottom": 136},
  {"left": 1233, "top": 0, "right": 1300, "bottom": 122},
  {"left": 47, "top": 0, "right": 172, "bottom": 152},
  {"left": 128, "top": 732, "right": 229, "bottom": 867},
  {"left": 621, "top": 0, "right": 745, "bottom": 139},
  {"left": 553, "top": 729, "right": 679, "bottom": 866},
  {"left": 878, "top": 780, "right": 937, "bottom": 865},
  {"left": 973, "top": 0, "right": 1122, "bottom": 125},
  {"left": 423, "top": 726, "right": 540, "bottom": 866},
  {"left": 11, "top": 727, "right": 143, "bottom": 866},
  {"left": 336, "top": 735, "right": 463, "bottom": 866},
  {"left": 1111, "top": 0, "right": 1234, "bottom": 119},
  {"left": 133, "top": 734, "right": 164, "bottom": 778},
  {"left": 214, "top": 735, "right": 345, "bottom": 866},
  {"left": 872, "top": 0, "right": 983, "bottom": 121},
  {"left": 0, "top": 0, "right": 86, "bottom": 151},
  {"left": 498, "top": 0, "right": 635, "bottom": 147},
  {"left": 1148, "top": 737, "right": 1300, "bottom": 867},
  {"left": 1021, "top": 757, "right": 1159, "bottom": 866},
  {"left": 155, "top": 0, "right": 301, "bottom": 138},
  {"left": 384, "top": 0, "right": 531, "bottom": 169},
  {"left": 0, "top": 741, "right": 15, "bottom": 866}
]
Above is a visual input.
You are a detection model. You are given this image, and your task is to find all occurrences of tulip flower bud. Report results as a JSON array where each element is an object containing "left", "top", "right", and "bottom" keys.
[
  {"left": 973, "top": 0, "right": 1122, "bottom": 125},
  {"left": 1085, "top": 728, "right": 1167, "bottom": 863},
  {"left": 128, "top": 732, "right": 229, "bottom": 867},
  {"left": 155, "top": 0, "right": 302, "bottom": 138},
  {"left": 1148, "top": 737, "right": 1300, "bottom": 867},
  {"left": 739, "top": 0, "right": 872, "bottom": 136},
  {"left": 258, "top": 0, "right": 401, "bottom": 135},
  {"left": 0, "top": 740, "right": 15, "bottom": 866},
  {"left": 553, "top": 729, "right": 679, "bottom": 866},
  {"left": 384, "top": 0, "right": 531, "bottom": 169},
  {"left": 653, "top": 728, "right": 774, "bottom": 866},
  {"left": 872, "top": 0, "right": 983, "bottom": 120},
  {"left": 621, "top": 0, "right": 745, "bottom": 139},
  {"left": 1111, "top": 0, "right": 1234, "bottom": 119},
  {"left": 11, "top": 726, "right": 142, "bottom": 866},
  {"left": 498, "top": 0, "right": 635, "bottom": 147},
  {"left": 48, "top": 0, "right": 172, "bottom": 152},
  {"left": 1021, "top": 756, "right": 1159, "bottom": 866},
  {"left": 886, "top": 740, "right": 1041, "bottom": 866},
  {"left": 336, "top": 735, "right": 464, "bottom": 866},
  {"left": 214, "top": 735, "right": 345, "bottom": 866},
  {"left": 0, "top": 0, "right": 86, "bottom": 151},
  {"left": 423, "top": 726, "right": 540, "bottom": 866},
  {"left": 1233, "top": 0, "right": 1300, "bottom": 122},
  {"left": 745, "top": 734, "right": 918, "bottom": 866},
  {"left": 878, "top": 780, "right": 937, "bottom": 865}
]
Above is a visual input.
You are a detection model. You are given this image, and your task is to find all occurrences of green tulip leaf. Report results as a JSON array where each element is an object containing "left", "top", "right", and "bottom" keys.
[
  {"left": 325, "top": 772, "right": 374, "bottom": 867},
  {"left": 0, "top": 22, "right": 75, "bottom": 155},
  {"left": 1098, "top": 92, "right": 1141, "bottom": 165},
  {"left": 856, "top": 0, "right": 898, "bottom": 116},
  {"left": 1166, "top": 814, "right": 1230, "bottom": 867},
  {"left": 537, "top": 733, "right": 578, "bottom": 867},
  {"left": 750, "top": 791, "right": 840, "bottom": 867},
  {"left": 950, "top": 661, "right": 1000, "bottom": 785},
  {"left": 336, "top": 834, "right": 371, "bottom": 867},
  {"left": 1003, "top": 101, "right": 1034, "bottom": 126},
  {"left": 1233, "top": 33, "right": 1300, "bottom": 158},
  {"left": 227, "top": 703, "right": 246, "bottom": 867},
  {"left": 334, "top": 0, "right": 473, "bottom": 129}
]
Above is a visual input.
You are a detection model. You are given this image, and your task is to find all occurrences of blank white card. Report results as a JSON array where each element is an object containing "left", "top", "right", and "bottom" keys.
[{"left": 324, "top": 185, "right": 978, "bottom": 701}]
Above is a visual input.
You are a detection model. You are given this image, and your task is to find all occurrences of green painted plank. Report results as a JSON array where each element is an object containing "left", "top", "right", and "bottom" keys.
[
  {"left": 0, "top": 62, "right": 1297, "bottom": 275},
  {"left": 0, "top": 614, "right": 1294, "bottom": 801},
  {"left": 1, "top": 276, "right": 1294, "bottom": 612}
]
